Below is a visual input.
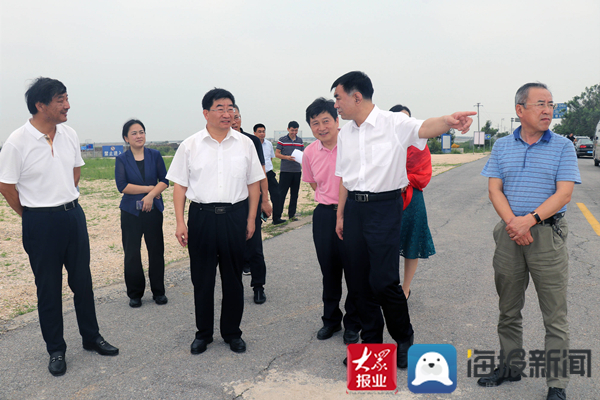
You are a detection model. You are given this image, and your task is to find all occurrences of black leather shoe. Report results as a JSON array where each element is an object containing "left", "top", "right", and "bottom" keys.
[
  {"left": 224, "top": 337, "right": 246, "bottom": 353},
  {"left": 272, "top": 219, "right": 287, "bottom": 225},
  {"left": 190, "top": 337, "right": 213, "bottom": 355},
  {"left": 83, "top": 337, "right": 119, "bottom": 356},
  {"left": 343, "top": 330, "right": 359, "bottom": 344},
  {"left": 129, "top": 298, "right": 142, "bottom": 308},
  {"left": 48, "top": 351, "right": 66, "bottom": 376},
  {"left": 477, "top": 364, "right": 522, "bottom": 387},
  {"left": 547, "top": 387, "right": 566, "bottom": 400},
  {"left": 397, "top": 334, "right": 414, "bottom": 369},
  {"left": 317, "top": 324, "right": 342, "bottom": 340},
  {"left": 254, "top": 288, "right": 266, "bottom": 304},
  {"left": 153, "top": 295, "right": 168, "bottom": 305}
]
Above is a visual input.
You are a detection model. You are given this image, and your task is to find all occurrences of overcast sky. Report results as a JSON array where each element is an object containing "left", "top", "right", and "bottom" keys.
[{"left": 1, "top": 0, "right": 599, "bottom": 144}]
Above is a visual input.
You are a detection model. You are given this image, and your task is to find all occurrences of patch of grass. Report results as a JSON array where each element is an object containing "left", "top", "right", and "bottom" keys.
[
  {"left": 0, "top": 252, "right": 7, "bottom": 258},
  {"left": 11, "top": 303, "right": 37, "bottom": 317}
]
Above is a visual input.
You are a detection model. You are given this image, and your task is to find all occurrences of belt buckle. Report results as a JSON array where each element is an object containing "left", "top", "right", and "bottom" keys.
[
  {"left": 333, "top": 204, "right": 338, "bottom": 211},
  {"left": 64, "top": 201, "right": 75, "bottom": 211},
  {"left": 355, "top": 193, "right": 368, "bottom": 202},
  {"left": 214, "top": 206, "right": 226, "bottom": 214}
]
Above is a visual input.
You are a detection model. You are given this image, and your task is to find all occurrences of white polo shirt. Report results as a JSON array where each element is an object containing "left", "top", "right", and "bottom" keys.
[
  {"left": 166, "top": 128, "right": 265, "bottom": 204},
  {"left": 0, "top": 120, "right": 84, "bottom": 207},
  {"left": 261, "top": 140, "right": 275, "bottom": 173},
  {"left": 335, "top": 106, "right": 425, "bottom": 192}
]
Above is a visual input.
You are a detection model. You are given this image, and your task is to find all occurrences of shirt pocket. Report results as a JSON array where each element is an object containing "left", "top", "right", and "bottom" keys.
[
  {"left": 230, "top": 156, "right": 247, "bottom": 179},
  {"left": 371, "top": 143, "right": 393, "bottom": 167}
]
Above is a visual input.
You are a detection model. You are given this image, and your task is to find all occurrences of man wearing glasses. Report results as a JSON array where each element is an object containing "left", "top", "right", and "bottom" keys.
[
  {"left": 479, "top": 83, "right": 580, "bottom": 400},
  {"left": 167, "top": 88, "right": 264, "bottom": 355}
]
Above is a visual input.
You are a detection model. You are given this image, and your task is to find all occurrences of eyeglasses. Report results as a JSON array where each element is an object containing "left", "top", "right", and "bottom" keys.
[
  {"left": 209, "top": 107, "right": 235, "bottom": 114},
  {"left": 518, "top": 102, "right": 557, "bottom": 110}
]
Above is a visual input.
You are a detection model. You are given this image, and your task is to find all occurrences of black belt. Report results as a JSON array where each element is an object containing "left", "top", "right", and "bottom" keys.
[
  {"left": 539, "top": 212, "right": 565, "bottom": 226},
  {"left": 319, "top": 204, "right": 338, "bottom": 210},
  {"left": 190, "top": 201, "right": 244, "bottom": 214},
  {"left": 23, "top": 199, "right": 78, "bottom": 213},
  {"left": 348, "top": 189, "right": 403, "bottom": 203}
]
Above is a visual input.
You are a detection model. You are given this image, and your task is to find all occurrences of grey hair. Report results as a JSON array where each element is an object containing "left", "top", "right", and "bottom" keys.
[{"left": 515, "top": 82, "right": 550, "bottom": 107}]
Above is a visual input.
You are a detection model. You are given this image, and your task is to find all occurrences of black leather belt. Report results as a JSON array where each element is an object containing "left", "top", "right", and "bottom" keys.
[
  {"left": 319, "top": 204, "right": 338, "bottom": 210},
  {"left": 348, "top": 189, "right": 403, "bottom": 203},
  {"left": 190, "top": 201, "right": 244, "bottom": 214},
  {"left": 23, "top": 199, "right": 78, "bottom": 213},
  {"left": 539, "top": 212, "right": 565, "bottom": 226}
]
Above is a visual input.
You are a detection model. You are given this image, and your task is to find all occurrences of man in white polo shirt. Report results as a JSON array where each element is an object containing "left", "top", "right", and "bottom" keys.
[
  {"left": 0, "top": 77, "right": 119, "bottom": 377},
  {"left": 167, "top": 88, "right": 264, "bottom": 355},
  {"left": 332, "top": 71, "right": 475, "bottom": 368}
]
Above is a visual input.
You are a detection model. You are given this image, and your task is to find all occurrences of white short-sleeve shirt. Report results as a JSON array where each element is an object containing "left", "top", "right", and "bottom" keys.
[
  {"left": 0, "top": 120, "right": 84, "bottom": 207},
  {"left": 335, "top": 106, "right": 425, "bottom": 192},
  {"left": 261, "top": 140, "right": 275, "bottom": 173},
  {"left": 166, "top": 128, "right": 265, "bottom": 204}
]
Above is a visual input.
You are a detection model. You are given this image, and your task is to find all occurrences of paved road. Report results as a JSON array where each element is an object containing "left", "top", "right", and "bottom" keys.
[{"left": 1, "top": 157, "right": 598, "bottom": 400}]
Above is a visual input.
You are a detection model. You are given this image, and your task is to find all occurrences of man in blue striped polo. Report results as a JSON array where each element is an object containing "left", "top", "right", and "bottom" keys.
[{"left": 479, "top": 82, "right": 580, "bottom": 400}]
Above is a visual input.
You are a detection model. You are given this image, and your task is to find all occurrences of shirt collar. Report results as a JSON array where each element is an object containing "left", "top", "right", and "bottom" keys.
[
  {"left": 316, "top": 140, "right": 336, "bottom": 152},
  {"left": 513, "top": 126, "right": 552, "bottom": 143},
  {"left": 199, "top": 127, "right": 238, "bottom": 142},
  {"left": 25, "top": 120, "right": 63, "bottom": 141},
  {"left": 351, "top": 105, "right": 380, "bottom": 129}
]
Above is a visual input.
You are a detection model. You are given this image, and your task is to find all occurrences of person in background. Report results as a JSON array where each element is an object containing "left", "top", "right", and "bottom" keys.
[
  {"left": 275, "top": 121, "right": 303, "bottom": 223},
  {"left": 389, "top": 105, "right": 436, "bottom": 300},
  {"left": 115, "top": 119, "right": 169, "bottom": 308},
  {"left": 254, "top": 123, "right": 282, "bottom": 225}
]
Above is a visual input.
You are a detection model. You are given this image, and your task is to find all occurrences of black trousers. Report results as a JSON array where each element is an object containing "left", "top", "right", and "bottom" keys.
[
  {"left": 120, "top": 208, "right": 165, "bottom": 299},
  {"left": 278, "top": 171, "right": 302, "bottom": 219},
  {"left": 244, "top": 197, "right": 266, "bottom": 289},
  {"left": 266, "top": 170, "right": 282, "bottom": 221},
  {"left": 187, "top": 202, "right": 246, "bottom": 341},
  {"left": 343, "top": 196, "right": 413, "bottom": 344},
  {"left": 312, "top": 204, "right": 360, "bottom": 331},
  {"left": 22, "top": 204, "right": 100, "bottom": 354}
]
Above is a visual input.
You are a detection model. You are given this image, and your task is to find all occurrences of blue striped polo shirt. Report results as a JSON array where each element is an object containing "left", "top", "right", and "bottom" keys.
[{"left": 481, "top": 127, "right": 581, "bottom": 216}]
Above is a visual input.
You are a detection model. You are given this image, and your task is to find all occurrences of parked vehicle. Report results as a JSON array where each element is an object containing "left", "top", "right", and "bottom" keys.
[
  {"left": 593, "top": 120, "right": 600, "bottom": 166},
  {"left": 576, "top": 138, "right": 593, "bottom": 158}
]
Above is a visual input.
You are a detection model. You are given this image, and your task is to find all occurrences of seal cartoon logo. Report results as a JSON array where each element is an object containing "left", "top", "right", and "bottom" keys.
[
  {"left": 412, "top": 352, "right": 453, "bottom": 386},
  {"left": 407, "top": 344, "right": 457, "bottom": 393}
]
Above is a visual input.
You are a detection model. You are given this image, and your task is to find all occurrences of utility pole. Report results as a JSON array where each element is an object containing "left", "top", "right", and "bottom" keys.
[{"left": 473, "top": 103, "right": 483, "bottom": 154}]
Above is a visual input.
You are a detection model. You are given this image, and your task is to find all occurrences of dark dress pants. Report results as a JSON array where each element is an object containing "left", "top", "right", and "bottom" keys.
[
  {"left": 342, "top": 196, "right": 413, "bottom": 344},
  {"left": 22, "top": 204, "right": 101, "bottom": 354},
  {"left": 312, "top": 204, "right": 360, "bottom": 332},
  {"left": 267, "top": 170, "right": 283, "bottom": 221},
  {"left": 187, "top": 203, "right": 246, "bottom": 341},
  {"left": 244, "top": 197, "right": 266, "bottom": 289},
  {"left": 120, "top": 208, "right": 166, "bottom": 299},
  {"left": 278, "top": 171, "right": 301, "bottom": 219}
]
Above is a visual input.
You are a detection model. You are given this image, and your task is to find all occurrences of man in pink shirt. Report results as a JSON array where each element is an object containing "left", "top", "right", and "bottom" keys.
[{"left": 302, "top": 98, "right": 361, "bottom": 344}]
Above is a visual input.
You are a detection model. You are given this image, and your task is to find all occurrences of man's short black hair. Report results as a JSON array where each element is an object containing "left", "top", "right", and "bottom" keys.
[
  {"left": 330, "top": 71, "right": 374, "bottom": 100},
  {"left": 202, "top": 88, "right": 235, "bottom": 111},
  {"left": 25, "top": 77, "right": 67, "bottom": 115},
  {"left": 389, "top": 104, "right": 411, "bottom": 117},
  {"left": 288, "top": 121, "right": 299, "bottom": 129},
  {"left": 253, "top": 123, "right": 266, "bottom": 132},
  {"left": 305, "top": 97, "right": 337, "bottom": 124},
  {"left": 122, "top": 119, "right": 146, "bottom": 141}
]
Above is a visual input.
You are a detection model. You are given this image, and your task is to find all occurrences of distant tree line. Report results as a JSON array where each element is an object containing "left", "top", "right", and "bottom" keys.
[{"left": 553, "top": 84, "right": 600, "bottom": 138}]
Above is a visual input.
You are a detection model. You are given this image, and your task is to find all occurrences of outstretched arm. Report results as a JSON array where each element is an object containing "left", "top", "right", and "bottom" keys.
[{"left": 418, "top": 111, "right": 477, "bottom": 138}]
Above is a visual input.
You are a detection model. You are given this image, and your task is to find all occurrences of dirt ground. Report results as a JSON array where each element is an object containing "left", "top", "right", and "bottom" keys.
[{"left": 0, "top": 152, "right": 487, "bottom": 324}]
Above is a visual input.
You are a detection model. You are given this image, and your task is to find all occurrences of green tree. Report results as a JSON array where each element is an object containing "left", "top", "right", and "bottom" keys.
[
  {"left": 481, "top": 120, "right": 499, "bottom": 137},
  {"left": 553, "top": 84, "right": 600, "bottom": 138}
]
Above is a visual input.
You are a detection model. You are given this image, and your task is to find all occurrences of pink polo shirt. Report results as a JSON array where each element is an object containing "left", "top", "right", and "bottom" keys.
[{"left": 302, "top": 140, "right": 340, "bottom": 205}]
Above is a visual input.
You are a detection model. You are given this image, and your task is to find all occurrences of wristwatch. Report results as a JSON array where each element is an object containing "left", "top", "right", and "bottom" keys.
[{"left": 530, "top": 211, "right": 541, "bottom": 224}]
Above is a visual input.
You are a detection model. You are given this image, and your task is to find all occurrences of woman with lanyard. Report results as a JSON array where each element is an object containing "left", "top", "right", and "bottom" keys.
[
  {"left": 115, "top": 119, "right": 169, "bottom": 308},
  {"left": 390, "top": 105, "right": 436, "bottom": 300}
]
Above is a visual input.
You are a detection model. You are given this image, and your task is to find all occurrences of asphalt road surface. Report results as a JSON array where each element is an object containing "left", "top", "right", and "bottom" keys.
[{"left": 1, "top": 157, "right": 598, "bottom": 400}]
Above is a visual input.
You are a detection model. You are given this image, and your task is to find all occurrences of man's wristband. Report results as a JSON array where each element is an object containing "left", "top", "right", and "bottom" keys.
[{"left": 530, "top": 211, "right": 541, "bottom": 224}]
